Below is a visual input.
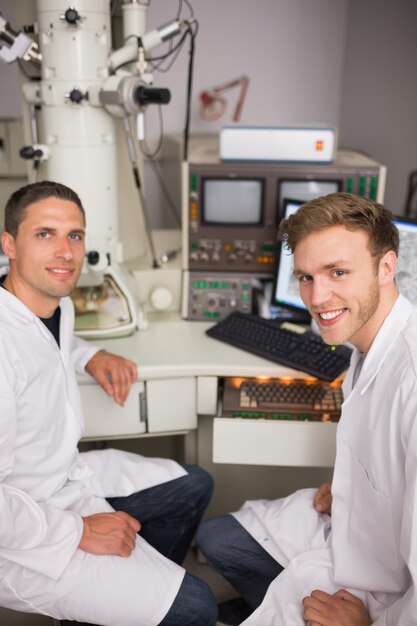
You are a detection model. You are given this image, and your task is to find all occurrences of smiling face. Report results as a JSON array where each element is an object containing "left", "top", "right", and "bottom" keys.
[
  {"left": 294, "top": 225, "right": 398, "bottom": 352},
  {"left": 1, "top": 196, "right": 86, "bottom": 317}
]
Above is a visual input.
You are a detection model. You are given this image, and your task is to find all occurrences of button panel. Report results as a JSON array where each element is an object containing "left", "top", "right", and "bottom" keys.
[{"left": 185, "top": 272, "right": 253, "bottom": 321}]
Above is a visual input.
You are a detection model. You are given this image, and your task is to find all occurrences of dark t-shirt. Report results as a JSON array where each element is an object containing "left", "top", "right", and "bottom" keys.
[{"left": 0, "top": 276, "right": 61, "bottom": 346}]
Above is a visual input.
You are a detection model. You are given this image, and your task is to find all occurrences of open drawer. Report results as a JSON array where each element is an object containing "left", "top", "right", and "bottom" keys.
[{"left": 213, "top": 417, "right": 337, "bottom": 467}]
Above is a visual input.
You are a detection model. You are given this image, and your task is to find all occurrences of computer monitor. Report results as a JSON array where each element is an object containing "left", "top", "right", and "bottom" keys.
[
  {"left": 393, "top": 214, "right": 417, "bottom": 306},
  {"left": 271, "top": 198, "right": 311, "bottom": 322}
]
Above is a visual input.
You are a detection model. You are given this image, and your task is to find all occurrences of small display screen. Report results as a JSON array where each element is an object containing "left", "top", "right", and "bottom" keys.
[
  {"left": 203, "top": 178, "right": 263, "bottom": 224},
  {"left": 278, "top": 180, "right": 341, "bottom": 215},
  {"left": 273, "top": 198, "right": 307, "bottom": 312},
  {"left": 393, "top": 215, "right": 417, "bottom": 306}
]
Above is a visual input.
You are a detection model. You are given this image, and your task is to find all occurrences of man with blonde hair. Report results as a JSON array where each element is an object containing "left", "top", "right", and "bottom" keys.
[{"left": 198, "top": 192, "right": 416, "bottom": 626}]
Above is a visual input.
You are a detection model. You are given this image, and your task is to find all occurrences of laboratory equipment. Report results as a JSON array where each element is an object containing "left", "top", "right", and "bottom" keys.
[
  {"left": 177, "top": 135, "right": 386, "bottom": 319},
  {"left": 199, "top": 76, "right": 249, "bottom": 122},
  {"left": 182, "top": 271, "right": 253, "bottom": 320},
  {"left": 0, "top": 2, "right": 196, "bottom": 337},
  {"left": 271, "top": 197, "right": 309, "bottom": 321},
  {"left": 220, "top": 125, "right": 336, "bottom": 163},
  {"left": 206, "top": 311, "right": 352, "bottom": 381},
  {"left": 393, "top": 214, "right": 417, "bottom": 306},
  {"left": 222, "top": 376, "right": 343, "bottom": 422}
]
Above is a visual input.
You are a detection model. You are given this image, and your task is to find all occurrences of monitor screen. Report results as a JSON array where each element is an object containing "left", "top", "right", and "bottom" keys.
[
  {"left": 278, "top": 179, "right": 341, "bottom": 213},
  {"left": 272, "top": 198, "right": 309, "bottom": 315},
  {"left": 393, "top": 215, "right": 417, "bottom": 306},
  {"left": 203, "top": 178, "right": 263, "bottom": 224}
]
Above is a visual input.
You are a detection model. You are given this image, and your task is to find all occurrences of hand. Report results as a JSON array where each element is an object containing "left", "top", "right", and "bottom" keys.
[
  {"left": 313, "top": 482, "right": 332, "bottom": 514},
  {"left": 302, "top": 589, "right": 372, "bottom": 626},
  {"left": 85, "top": 350, "right": 138, "bottom": 406},
  {"left": 79, "top": 511, "right": 141, "bottom": 557}
]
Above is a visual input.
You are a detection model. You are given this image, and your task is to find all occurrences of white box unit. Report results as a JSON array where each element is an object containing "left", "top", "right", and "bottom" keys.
[{"left": 220, "top": 125, "right": 336, "bottom": 163}]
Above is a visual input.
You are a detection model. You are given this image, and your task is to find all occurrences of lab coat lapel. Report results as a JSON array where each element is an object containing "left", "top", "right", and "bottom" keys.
[{"left": 354, "top": 295, "right": 413, "bottom": 396}]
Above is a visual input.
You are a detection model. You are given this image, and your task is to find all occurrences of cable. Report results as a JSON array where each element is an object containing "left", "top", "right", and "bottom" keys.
[
  {"left": 147, "top": 157, "right": 182, "bottom": 227},
  {"left": 140, "top": 104, "right": 164, "bottom": 158},
  {"left": 121, "top": 116, "right": 160, "bottom": 268},
  {"left": 183, "top": 22, "right": 197, "bottom": 162}
]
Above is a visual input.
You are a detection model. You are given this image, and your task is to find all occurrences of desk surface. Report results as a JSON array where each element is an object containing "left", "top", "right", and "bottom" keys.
[{"left": 95, "top": 313, "right": 312, "bottom": 381}]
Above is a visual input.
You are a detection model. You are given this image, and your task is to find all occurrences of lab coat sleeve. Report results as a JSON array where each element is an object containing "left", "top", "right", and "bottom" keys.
[
  {"left": 0, "top": 358, "right": 84, "bottom": 580},
  {"left": 70, "top": 334, "right": 102, "bottom": 374},
  {"left": 373, "top": 388, "right": 417, "bottom": 626}
]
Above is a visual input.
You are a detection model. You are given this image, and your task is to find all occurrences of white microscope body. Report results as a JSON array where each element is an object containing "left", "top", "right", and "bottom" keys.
[{"left": 0, "top": 0, "right": 189, "bottom": 337}]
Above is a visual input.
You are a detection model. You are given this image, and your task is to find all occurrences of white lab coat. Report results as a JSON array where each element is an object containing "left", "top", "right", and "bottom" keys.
[
  {"left": 235, "top": 295, "right": 417, "bottom": 625},
  {"left": 0, "top": 287, "right": 187, "bottom": 625}
]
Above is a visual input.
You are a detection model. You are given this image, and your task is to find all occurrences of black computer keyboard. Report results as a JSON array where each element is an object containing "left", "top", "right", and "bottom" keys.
[{"left": 206, "top": 312, "right": 352, "bottom": 381}]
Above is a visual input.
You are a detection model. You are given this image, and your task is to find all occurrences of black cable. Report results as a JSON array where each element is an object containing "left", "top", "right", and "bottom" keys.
[
  {"left": 147, "top": 157, "right": 182, "bottom": 227},
  {"left": 140, "top": 105, "right": 164, "bottom": 158},
  {"left": 183, "top": 23, "right": 197, "bottom": 162},
  {"left": 147, "top": 29, "right": 189, "bottom": 63},
  {"left": 149, "top": 32, "right": 188, "bottom": 73}
]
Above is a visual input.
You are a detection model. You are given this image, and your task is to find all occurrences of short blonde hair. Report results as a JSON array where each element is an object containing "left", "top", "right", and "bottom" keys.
[{"left": 279, "top": 192, "right": 399, "bottom": 261}]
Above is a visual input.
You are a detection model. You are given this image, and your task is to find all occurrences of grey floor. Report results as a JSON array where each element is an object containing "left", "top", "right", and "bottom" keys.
[{"left": 0, "top": 547, "right": 235, "bottom": 625}]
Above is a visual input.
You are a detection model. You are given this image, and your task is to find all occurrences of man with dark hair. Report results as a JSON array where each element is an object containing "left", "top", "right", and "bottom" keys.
[
  {"left": 198, "top": 193, "right": 417, "bottom": 625},
  {"left": 0, "top": 181, "right": 217, "bottom": 626}
]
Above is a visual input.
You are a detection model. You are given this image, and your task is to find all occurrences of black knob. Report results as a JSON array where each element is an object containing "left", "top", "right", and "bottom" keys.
[
  {"left": 19, "top": 145, "right": 43, "bottom": 160},
  {"left": 87, "top": 251, "right": 100, "bottom": 266},
  {"left": 64, "top": 8, "right": 81, "bottom": 25},
  {"left": 68, "top": 88, "right": 86, "bottom": 103},
  {"left": 134, "top": 86, "right": 171, "bottom": 106}
]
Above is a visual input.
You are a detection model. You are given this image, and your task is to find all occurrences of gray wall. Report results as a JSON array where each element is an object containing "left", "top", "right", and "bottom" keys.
[
  {"left": 1, "top": 0, "right": 415, "bottom": 220},
  {"left": 340, "top": 0, "right": 417, "bottom": 212}
]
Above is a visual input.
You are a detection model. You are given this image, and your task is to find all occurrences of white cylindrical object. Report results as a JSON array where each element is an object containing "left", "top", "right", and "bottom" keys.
[
  {"left": 150, "top": 286, "right": 173, "bottom": 311},
  {"left": 35, "top": 0, "right": 119, "bottom": 254},
  {"left": 122, "top": 2, "right": 147, "bottom": 40}
]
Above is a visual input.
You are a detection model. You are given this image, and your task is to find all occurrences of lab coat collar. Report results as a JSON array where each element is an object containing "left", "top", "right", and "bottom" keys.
[
  {"left": 345, "top": 295, "right": 413, "bottom": 396},
  {"left": 0, "top": 280, "right": 72, "bottom": 358}
]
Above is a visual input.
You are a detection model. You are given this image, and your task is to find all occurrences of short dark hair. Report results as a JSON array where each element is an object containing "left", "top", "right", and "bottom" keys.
[
  {"left": 4, "top": 180, "right": 85, "bottom": 237},
  {"left": 279, "top": 192, "right": 399, "bottom": 261}
]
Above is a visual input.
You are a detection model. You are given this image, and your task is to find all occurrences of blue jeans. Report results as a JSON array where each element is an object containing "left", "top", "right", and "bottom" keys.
[
  {"left": 158, "top": 571, "right": 218, "bottom": 626},
  {"left": 197, "top": 514, "right": 284, "bottom": 610},
  {"left": 107, "top": 463, "right": 214, "bottom": 565}
]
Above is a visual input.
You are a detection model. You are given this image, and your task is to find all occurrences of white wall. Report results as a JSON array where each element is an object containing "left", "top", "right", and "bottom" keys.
[{"left": 146, "top": 0, "right": 349, "bottom": 133}]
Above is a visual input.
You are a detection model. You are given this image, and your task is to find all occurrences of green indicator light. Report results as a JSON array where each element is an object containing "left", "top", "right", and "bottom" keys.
[
  {"left": 300, "top": 414, "right": 313, "bottom": 421},
  {"left": 370, "top": 176, "right": 378, "bottom": 200},
  {"left": 214, "top": 282, "right": 222, "bottom": 288},
  {"left": 331, "top": 345, "right": 336, "bottom": 351},
  {"left": 359, "top": 176, "right": 366, "bottom": 195},
  {"left": 212, "top": 312, "right": 220, "bottom": 318},
  {"left": 203, "top": 311, "right": 212, "bottom": 318},
  {"left": 242, "top": 293, "right": 249, "bottom": 301},
  {"left": 242, "top": 283, "right": 249, "bottom": 290},
  {"left": 190, "top": 243, "right": 198, "bottom": 250},
  {"left": 223, "top": 282, "right": 230, "bottom": 289},
  {"left": 191, "top": 174, "right": 197, "bottom": 191},
  {"left": 261, "top": 245, "right": 275, "bottom": 252},
  {"left": 347, "top": 177, "right": 354, "bottom": 193}
]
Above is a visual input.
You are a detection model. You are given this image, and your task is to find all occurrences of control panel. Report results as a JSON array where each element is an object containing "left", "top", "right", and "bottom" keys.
[
  {"left": 182, "top": 271, "right": 253, "bottom": 321},
  {"left": 188, "top": 235, "right": 276, "bottom": 273}
]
